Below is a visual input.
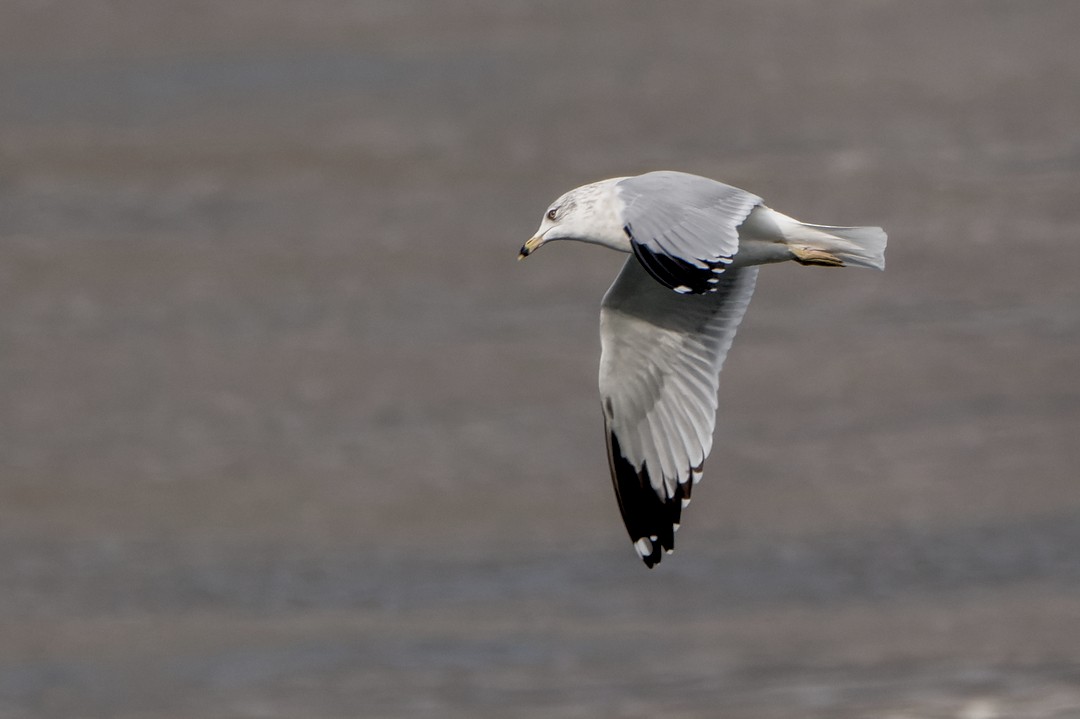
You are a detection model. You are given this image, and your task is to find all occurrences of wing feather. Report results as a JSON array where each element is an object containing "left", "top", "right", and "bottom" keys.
[
  {"left": 600, "top": 256, "right": 758, "bottom": 566},
  {"left": 617, "top": 171, "right": 762, "bottom": 294}
]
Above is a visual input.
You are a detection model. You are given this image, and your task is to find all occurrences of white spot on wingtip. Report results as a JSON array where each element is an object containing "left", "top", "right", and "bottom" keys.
[
  {"left": 673, "top": 522, "right": 680, "bottom": 532},
  {"left": 673, "top": 285, "right": 692, "bottom": 294},
  {"left": 634, "top": 537, "right": 653, "bottom": 558},
  {"left": 665, "top": 548, "right": 674, "bottom": 555},
  {"left": 681, "top": 498, "right": 691, "bottom": 508},
  {"left": 649, "top": 535, "right": 658, "bottom": 541},
  {"left": 707, "top": 277, "right": 720, "bottom": 283}
]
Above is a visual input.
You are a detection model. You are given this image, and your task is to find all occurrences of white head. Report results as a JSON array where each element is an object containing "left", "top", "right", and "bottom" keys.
[{"left": 519, "top": 178, "right": 630, "bottom": 259}]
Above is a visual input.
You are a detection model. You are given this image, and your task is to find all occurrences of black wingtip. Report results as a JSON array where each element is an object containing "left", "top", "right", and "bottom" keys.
[
  {"left": 626, "top": 225, "right": 730, "bottom": 295},
  {"left": 633, "top": 535, "right": 663, "bottom": 568},
  {"left": 605, "top": 427, "right": 692, "bottom": 568}
]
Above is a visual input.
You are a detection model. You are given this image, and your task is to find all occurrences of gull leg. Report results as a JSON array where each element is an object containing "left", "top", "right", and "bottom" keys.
[{"left": 790, "top": 245, "right": 846, "bottom": 267}]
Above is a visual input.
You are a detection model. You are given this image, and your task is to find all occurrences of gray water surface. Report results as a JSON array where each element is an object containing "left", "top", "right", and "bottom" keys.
[{"left": 2, "top": 2, "right": 1080, "bottom": 717}]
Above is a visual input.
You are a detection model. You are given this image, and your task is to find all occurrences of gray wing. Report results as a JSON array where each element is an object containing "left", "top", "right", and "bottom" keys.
[
  {"left": 599, "top": 256, "right": 759, "bottom": 567},
  {"left": 615, "top": 171, "right": 762, "bottom": 294}
]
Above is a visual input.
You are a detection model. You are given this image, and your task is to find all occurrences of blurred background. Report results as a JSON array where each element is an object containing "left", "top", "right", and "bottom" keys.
[{"left": 2, "top": 1, "right": 1079, "bottom": 717}]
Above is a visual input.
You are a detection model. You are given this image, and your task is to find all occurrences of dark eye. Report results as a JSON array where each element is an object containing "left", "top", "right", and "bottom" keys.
[{"left": 546, "top": 208, "right": 558, "bottom": 221}]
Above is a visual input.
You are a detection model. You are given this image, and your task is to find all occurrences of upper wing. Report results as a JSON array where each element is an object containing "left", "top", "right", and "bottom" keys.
[
  {"left": 615, "top": 171, "right": 762, "bottom": 294},
  {"left": 599, "top": 256, "right": 758, "bottom": 567}
]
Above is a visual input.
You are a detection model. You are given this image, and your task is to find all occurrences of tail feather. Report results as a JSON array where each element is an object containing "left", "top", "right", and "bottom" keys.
[
  {"left": 745, "top": 207, "right": 887, "bottom": 271},
  {"left": 796, "top": 223, "right": 887, "bottom": 271}
]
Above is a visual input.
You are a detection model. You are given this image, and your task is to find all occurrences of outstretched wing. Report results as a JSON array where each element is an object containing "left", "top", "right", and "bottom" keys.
[
  {"left": 599, "top": 256, "right": 758, "bottom": 567},
  {"left": 615, "top": 171, "right": 762, "bottom": 294}
]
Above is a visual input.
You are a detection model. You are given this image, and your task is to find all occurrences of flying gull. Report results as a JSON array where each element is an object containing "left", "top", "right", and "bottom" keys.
[{"left": 518, "top": 170, "right": 887, "bottom": 567}]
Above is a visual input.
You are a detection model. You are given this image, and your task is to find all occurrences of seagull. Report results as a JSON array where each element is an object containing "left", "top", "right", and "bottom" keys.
[{"left": 518, "top": 171, "right": 886, "bottom": 567}]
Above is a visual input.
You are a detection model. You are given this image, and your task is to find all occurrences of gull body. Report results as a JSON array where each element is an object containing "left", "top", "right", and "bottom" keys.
[{"left": 519, "top": 170, "right": 887, "bottom": 567}]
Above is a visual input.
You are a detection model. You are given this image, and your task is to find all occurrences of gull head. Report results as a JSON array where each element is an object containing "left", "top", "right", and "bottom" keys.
[{"left": 519, "top": 178, "right": 630, "bottom": 260}]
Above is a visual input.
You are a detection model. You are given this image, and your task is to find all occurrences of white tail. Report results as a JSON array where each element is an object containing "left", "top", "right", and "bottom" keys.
[
  {"left": 745, "top": 207, "right": 888, "bottom": 271},
  {"left": 793, "top": 222, "right": 888, "bottom": 270}
]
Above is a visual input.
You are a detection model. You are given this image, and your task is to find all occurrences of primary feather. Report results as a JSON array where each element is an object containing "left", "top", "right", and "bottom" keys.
[{"left": 600, "top": 259, "right": 758, "bottom": 566}]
